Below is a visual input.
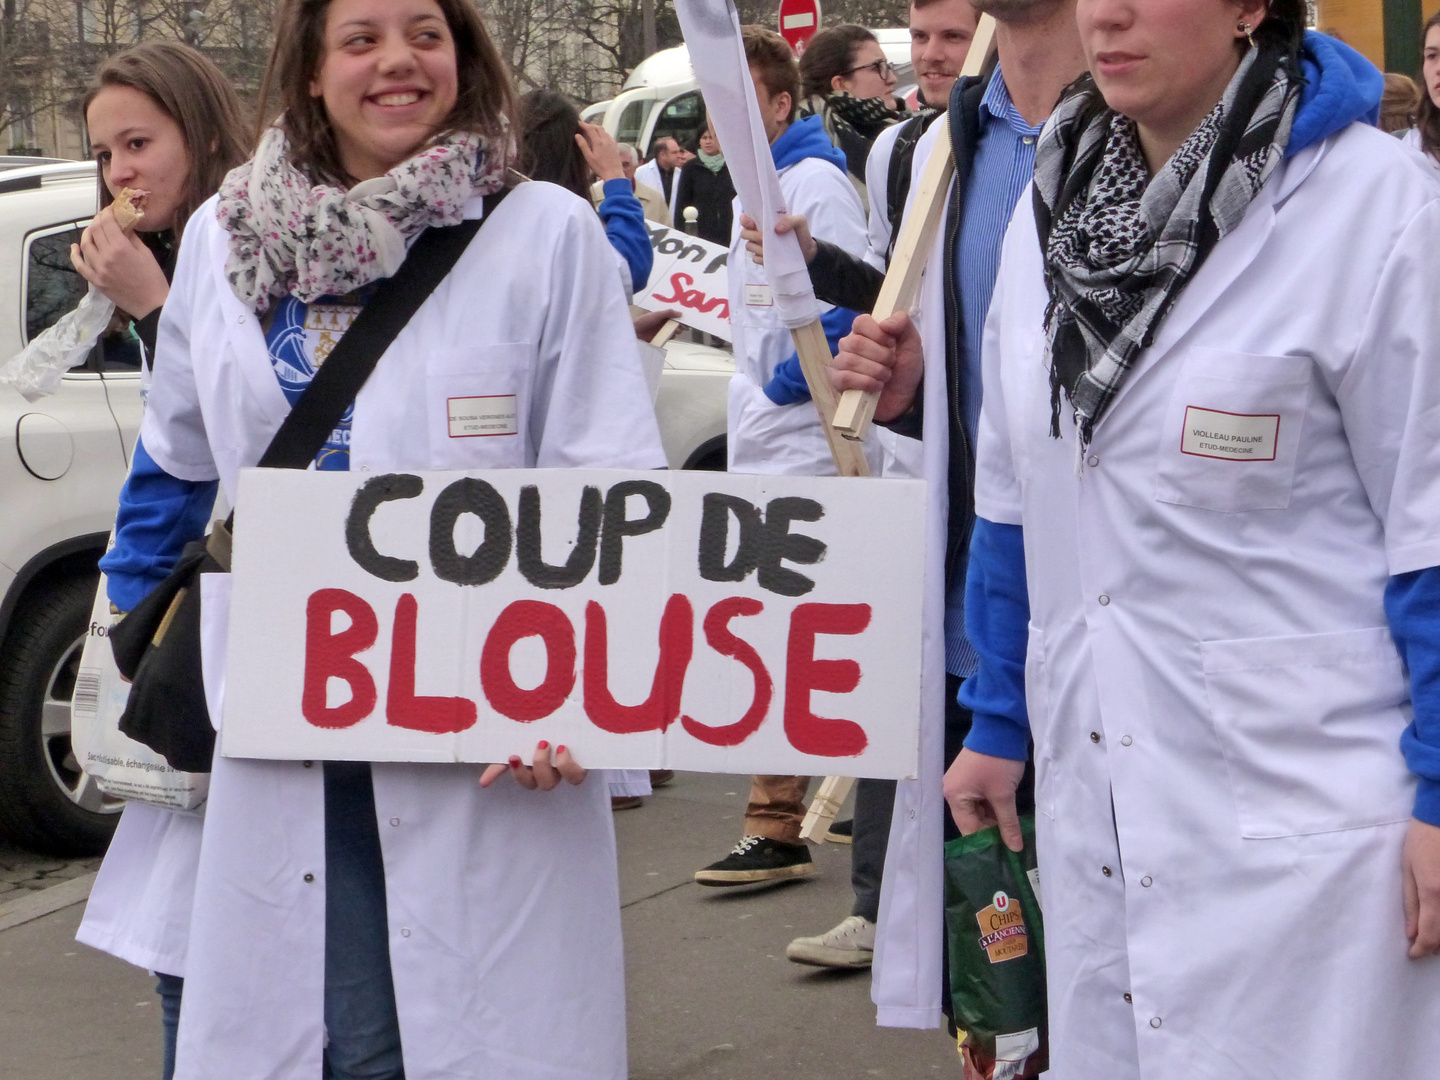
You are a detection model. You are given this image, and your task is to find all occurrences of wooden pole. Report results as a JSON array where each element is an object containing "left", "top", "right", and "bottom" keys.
[
  {"left": 830, "top": 14, "right": 998, "bottom": 441},
  {"left": 799, "top": 775, "right": 856, "bottom": 842}
]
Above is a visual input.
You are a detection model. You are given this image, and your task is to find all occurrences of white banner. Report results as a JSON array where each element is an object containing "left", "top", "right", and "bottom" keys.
[
  {"left": 674, "top": 0, "right": 819, "bottom": 330},
  {"left": 635, "top": 223, "right": 733, "bottom": 342},
  {"left": 222, "top": 468, "right": 924, "bottom": 778}
]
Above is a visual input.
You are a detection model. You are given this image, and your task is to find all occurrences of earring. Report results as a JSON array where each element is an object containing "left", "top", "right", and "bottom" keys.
[{"left": 1238, "top": 21, "right": 1255, "bottom": 46}]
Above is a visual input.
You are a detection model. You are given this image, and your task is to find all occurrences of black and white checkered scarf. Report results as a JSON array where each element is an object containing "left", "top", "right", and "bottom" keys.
[{"left": 1032, "top": 44, "right": 1300, "bottom": 446}]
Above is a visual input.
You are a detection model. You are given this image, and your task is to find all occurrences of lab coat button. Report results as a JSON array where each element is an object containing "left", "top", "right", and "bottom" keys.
[
  {"left": 1124, "top": 993, "right": 1133, "bottom": 1003},
  {"left": 1141, "top": 875, "right": 1153, "bottom": 887},
  {"left": 401, "top": 928, "right": 412, "bottom": 938},
  {"left": 1120, "top": 735, "right": 1133, "bottom": 746},
  {"left": 1150, "top": 1017, "right": 1162, "bottom": 1029},
  {"left": 1087, "top": 455, "right": 1099, "bottom": 467},
  {"left": 1101, "top": 865, "right": 1113, "bottom": 877},
  {"left": 908, "top": 808, "right": 917, "bottom": 820},
  {"left": 303, "top": 873, "right": 314, "bottom": 883},
  {"left": 1098, "top": 594, "right": 1111, "bottom": 606},
  {"left": 389, "top": 817, "right": 400, "bottom": 827},
  {"left": 302, "top": 761, "right": 314, "bottom": 768},
  {"left": 1090, "top": 731, "right": 1101, "bottom": 743}
]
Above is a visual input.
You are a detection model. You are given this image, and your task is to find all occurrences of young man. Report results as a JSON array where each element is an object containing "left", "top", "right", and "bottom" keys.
[
  {"left": 635, "top": 135, "right": 684, "bottom": 220},
  {"left": 691, "top": 25, "right": 871, "bottom": 891},
  {"left": 781, "top": 0, "right": 982, "bottom": 971},
  {"left": 818, "top": 0, "right": 1087, "bottom": 1026}
]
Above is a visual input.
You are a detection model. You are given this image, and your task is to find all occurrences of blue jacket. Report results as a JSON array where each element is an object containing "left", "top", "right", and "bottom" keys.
[
  {"left": 761, "top": 116, "right": 862, "bottom": 406},
  {"left": 597, "top": 178, "right": 654, "bottom": 293}
]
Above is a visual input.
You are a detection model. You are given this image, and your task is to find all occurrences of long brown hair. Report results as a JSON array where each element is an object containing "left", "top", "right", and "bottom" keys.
[
  {"left": 1419, "top": 12, "right": 1440, "bottom": 164},
  {"left": 254, "top": 0, "right": 517, "bottom": 187},
  {"left": 83, "top": 42, "right": 252, "bottom": 239}
]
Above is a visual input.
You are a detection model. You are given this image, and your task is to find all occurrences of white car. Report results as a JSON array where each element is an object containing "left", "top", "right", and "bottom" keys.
[{"left": 0, "top": 160, "right": 731, "bottom": 855}]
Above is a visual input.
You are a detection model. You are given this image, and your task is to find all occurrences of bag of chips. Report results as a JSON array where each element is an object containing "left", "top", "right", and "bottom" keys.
[{"left": 944, "top": 816, "right": 1047, "bottom": 1080}]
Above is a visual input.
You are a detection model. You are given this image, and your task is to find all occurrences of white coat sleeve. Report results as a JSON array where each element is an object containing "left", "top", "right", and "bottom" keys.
[
  {"left": 139, "top": 215, "right": 219, "bottom": 483},
  {"left": 971, "top": 204, "right": 1037, "bottom": 528},
  {"left": 1333, "top": 199, "right": 1440, "bottom": 575},
  {"left": 795, "top": 162, "right": 871, "bottom": 265},
  {"left": 529, "top": 202, "right": 668, "bottom": 471}
]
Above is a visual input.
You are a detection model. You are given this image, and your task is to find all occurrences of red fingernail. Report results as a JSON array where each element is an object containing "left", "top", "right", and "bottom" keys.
[
  {"left": 537, "top": 740, "right": 549, "bottom": 750},
  {"left": 556, "top": 745, "right": 566, "bottom": 755},
  {"left": 509, "top": 756, "right": 522, "bottom": 767}
]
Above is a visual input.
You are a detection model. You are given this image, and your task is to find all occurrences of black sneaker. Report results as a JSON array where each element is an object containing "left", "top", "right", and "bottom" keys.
[
  {"left": 693, "top": 835, "right": 816, "bottom": 886},
  {"left": 825, "top": 818, "right": 854, "bottom": 844}
]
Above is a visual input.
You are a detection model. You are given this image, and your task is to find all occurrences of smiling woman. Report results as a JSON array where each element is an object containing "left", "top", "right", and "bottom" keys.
[{"left": 89, "top": 1, "right": 666, "bottom": 1079}]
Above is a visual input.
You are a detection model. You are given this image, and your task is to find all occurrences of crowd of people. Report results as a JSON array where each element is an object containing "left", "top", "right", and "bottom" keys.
[{"left": 53, "top": 0, "right": 1440, "bottom": 1077}]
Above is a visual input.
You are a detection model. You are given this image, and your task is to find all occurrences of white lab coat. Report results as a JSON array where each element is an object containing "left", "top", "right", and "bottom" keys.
[
  {"left": 635, "top": 158, "right": 680, "bottom": 220},
  {"left": 1400, "top": 127, "right": 1440, "bottom": 175},
  {"left": 143, "top": 181, "right": 666, "bottom": 1080},
  {"left": 870, "top": 115, "right": 955, "bottom": 1029},
  {"left": 976, "top": 124, "right": 1440, "bottom": 1076},
  {"left": 726, "top": 154, "right": 874, "bottom": 476}
]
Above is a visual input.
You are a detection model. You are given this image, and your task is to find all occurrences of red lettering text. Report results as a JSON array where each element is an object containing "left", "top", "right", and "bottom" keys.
[
  {"left": 386, "top": 594, "right": 478, "bottom": 734},
  {"left": 480, "top": 600, "right": 576, "bottom": 722},
  {"left": 681, "top": 597, "right": 772, "bottom": 746},
  {"left": 584, "top": 594, "right": 693, "bottom": 733},
  {"left": 302, "top": 589, "right": 378, "bottom": 728},
  {"left": 784, "top": 603, "right": 871, "bottom": 756},
  {"left": 651, "top": 271, "right": 730, "bottom": 321}
]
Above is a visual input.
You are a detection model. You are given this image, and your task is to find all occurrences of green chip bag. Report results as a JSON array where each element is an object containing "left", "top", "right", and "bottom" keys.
[{"left": 944, "top": 816, "right": 1048, "bottom": 1080}]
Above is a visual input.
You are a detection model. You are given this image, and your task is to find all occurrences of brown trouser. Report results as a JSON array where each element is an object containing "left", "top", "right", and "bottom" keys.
[{"left": 744, "top": 775, "right": 811, "bottom": 844}]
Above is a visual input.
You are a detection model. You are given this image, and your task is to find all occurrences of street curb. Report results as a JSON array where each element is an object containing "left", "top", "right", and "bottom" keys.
[{"left": 0, "top": 872, "right": 97, "bottom": 933}]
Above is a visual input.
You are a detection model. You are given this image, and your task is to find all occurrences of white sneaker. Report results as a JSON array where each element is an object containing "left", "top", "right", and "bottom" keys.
[{"left": 785, "top": 915, "right": 876, "bottom": 968}]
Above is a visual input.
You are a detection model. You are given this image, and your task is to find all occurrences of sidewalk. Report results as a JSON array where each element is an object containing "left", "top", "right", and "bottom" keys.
[{"left": 0, "top": 773, "right": 957, "bottom": 1079}]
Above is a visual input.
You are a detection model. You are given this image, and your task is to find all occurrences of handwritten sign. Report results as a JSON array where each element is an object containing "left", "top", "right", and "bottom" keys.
[
  {"left": 221, "top": 468, "right": 924, "bottom": 778},
  {"left": 635, "top": 224, "right": 733, "bottom": 342}
]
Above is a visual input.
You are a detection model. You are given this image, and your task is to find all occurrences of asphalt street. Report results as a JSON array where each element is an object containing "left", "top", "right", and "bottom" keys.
[{"left": 0, "top": 772, "right": 957, "bottom": 1080}]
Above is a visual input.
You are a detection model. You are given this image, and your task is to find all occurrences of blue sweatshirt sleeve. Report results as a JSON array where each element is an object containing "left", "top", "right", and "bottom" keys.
[
  {"left": 762, "top": 304, "right": 860, "bottom": 406},
  {"left": 1384, "top": 568, "right": 1440, "bottom": 826},
  {"left": 597, "top": 178, "right": 654, "bottom": 293},
  {"left": 99, "top": 435, "right": 218, "bottom": 611},
  {"left": 957, "top": 517, "right": 1031, "bottom": 761}
]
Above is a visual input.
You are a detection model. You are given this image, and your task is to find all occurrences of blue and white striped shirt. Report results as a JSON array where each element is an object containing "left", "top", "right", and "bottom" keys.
[{"left": 944, "top": 71, "right": 1044, "bottom": 678}]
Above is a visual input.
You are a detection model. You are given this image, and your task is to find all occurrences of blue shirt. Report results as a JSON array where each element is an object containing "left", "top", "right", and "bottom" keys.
[{"left": 944, "top": 71, "right": 1043, "bottom": 678}]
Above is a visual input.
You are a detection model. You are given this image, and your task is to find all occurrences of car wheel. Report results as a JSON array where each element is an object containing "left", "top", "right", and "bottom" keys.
[{"left": 0, "top": 574, "right": 122, "bottom": 855}]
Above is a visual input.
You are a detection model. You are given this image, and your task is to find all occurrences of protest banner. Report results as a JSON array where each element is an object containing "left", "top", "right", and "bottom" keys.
[
  {"left": 221, "top": 468, "right": 925, "bottom": 778},
  {"left": 635, "top": 223, "right": 733, "bottom": 342}
]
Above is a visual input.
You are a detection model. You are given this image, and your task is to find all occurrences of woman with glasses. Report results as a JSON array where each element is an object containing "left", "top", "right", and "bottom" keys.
[{"left": 797, "top": 24, "right": 908, "bottom": 201}]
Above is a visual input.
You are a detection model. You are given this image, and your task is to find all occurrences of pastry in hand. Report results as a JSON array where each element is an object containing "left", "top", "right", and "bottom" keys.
[{"left": 111, "top": 187, "right": 149, "bottom": 232}]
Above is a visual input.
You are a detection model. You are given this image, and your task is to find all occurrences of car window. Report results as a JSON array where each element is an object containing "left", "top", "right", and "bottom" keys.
[
  {"left": 616, "top": 99, "right": 653, "bottom": 147},
  {"left": 651, "top": 91, "right": 704, "bottom": 154},
  {"left": 24, "top": 225, "right": 87, "bottom": 345}
]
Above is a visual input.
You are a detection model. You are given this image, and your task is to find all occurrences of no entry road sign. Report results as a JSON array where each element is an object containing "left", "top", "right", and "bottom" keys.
[{"left": 777, "top": 0, "right": 821, "bottom": 54}]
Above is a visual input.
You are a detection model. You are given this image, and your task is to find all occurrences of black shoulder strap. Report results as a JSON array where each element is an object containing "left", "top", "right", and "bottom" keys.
[
  {"left": 884, "top": 111, "right": 943, "bottom": 265},
  {"left": 256, "top": 187, "right": 510, "bottom": 470}
]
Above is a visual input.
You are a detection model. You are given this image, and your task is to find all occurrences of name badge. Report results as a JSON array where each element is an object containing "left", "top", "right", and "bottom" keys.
[
  {"left": 448, "top": 395, "right": 518, "bottom": 438},
  {"left": 1181, "top": 406, "right": 1279, "bottom": 462},
  {"left": 744, "top": 284, "right": 774, "bottom": 307}
]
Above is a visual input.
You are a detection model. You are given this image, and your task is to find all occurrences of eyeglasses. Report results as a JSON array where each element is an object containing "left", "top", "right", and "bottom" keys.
[{"left": 844, "top": 58, "right": 894, "bottom": 81}]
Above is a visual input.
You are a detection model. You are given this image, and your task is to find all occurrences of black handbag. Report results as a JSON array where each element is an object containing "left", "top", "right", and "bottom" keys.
[{"left": 110, "top": 196, "right": 506, "bottom": 772}]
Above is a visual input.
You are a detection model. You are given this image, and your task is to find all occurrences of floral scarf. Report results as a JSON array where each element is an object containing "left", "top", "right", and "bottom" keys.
[{"left": 216, "top": 124, "right": 508, "bottom": 313}]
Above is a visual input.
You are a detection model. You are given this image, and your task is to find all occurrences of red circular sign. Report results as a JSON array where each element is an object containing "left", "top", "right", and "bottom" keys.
[{"left": 777, "top": 0, "right": 822, "bottom": 54}]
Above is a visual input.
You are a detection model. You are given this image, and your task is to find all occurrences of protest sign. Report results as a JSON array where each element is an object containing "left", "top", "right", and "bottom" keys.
[
  {"left": 222, "top": 468, "right": 924, "bottom": 778},
  {"left": 635, "top": 223, "right": 733, "bottom": 342}
]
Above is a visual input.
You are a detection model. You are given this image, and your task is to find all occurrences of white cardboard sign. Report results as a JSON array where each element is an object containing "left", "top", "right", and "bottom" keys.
[
  {"left": 635, "top": 223, "right": 733, "bottom": 342},
  {"left": 222, "top": 468, "right": 924, "bottom": 778}
]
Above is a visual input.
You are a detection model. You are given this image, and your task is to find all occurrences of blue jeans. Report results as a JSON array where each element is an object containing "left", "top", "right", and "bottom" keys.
[
  {"left": 156, "top": 972, "right": 183, "bottom": 1080},
  {"left": 323, "top": 762, "right": 406, "bottom": 1080}
]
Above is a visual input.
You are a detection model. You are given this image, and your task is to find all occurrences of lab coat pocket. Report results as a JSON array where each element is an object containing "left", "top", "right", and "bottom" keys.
[
  {"left": 1155, "top": 348, "right": 1312, "bottom": 513},
  {"left": 425, "top": 344, "right": 534, "bottom": 468},
  {"left": 1024, "top": 624, "right": 1057, "bottom": 820},
  {"left": 1200, "top": 627, "right": 1413, "bottom": 839}
]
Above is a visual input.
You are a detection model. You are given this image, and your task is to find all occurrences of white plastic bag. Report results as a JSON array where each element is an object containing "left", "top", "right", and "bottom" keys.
[
  {"left": 0, "top": 286, "right": 115, "bottom": 402},
  {"left": 71, "top": 563, "right": 208, "bottom": 812}
]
